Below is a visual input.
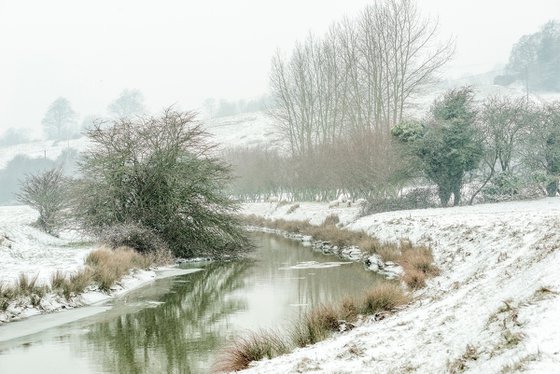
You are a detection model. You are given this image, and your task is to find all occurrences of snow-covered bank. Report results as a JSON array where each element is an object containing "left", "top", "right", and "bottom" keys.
[
  {"left": 241, "top": 199, "right": 560, "bottom": 373},
  {"left": 0, "top": 205, "right": 201, "bottom": 325}
]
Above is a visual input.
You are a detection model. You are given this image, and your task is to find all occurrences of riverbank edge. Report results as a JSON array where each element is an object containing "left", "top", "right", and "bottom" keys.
[
  {"left": 0, "top": 265, "right": 203, "bottom": 326},
  {"left": 244, "top": 225, "right": 404, "bottom": 279}
]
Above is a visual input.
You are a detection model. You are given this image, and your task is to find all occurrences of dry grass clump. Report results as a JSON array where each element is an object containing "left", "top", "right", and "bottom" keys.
[
  {"left": 213, "top": 330, "right": 290, "bottom": 373},
  {"left": 86, "top": 246, "right": 150, "bottom": 291},
  {"left": 340, "top": 297, "right": 359, "bottom": 321},
  {"left": 65, "top": 268, "right": 94, "bottom": 298},
  {"left": 374, "top": 242, "right": 402, "bottom": 263},
  {"left": 293, "top": 283, "right": 409, "bottom": 348},
  {"left": 1, "top": 274, "right": 46, "bottom": 310},
  {"left": 0, "top": 245, "right": 165, "bottom": 309},
  {"left": 292, "top": 304, "right": 344, "bottom": 347},
  {"left": 399, "top": 245, "right": 440, "bottom": 289},
  {"left": 402, "top": 269, "right": 426, "bottom": 290},
  {"left": 360, "top": 283, "right": 410, "bottom": 314},
  {"left": 15, "top": 273, "right": 41, "bottom": 295},
  {"left": 401, "top": 245, "right": 439, "bottom": 276},
  {"left": 50, "top": 268, "right": 95, "bottom": 299},
  {"left": 0, "top": 283, "right": 15, "bottom": 311},
  {"left": 322, "top": 213, "right": 340, "bottom": 226},
  {"left": 50, "top": 270, "right": 66, "bottom": 290}
]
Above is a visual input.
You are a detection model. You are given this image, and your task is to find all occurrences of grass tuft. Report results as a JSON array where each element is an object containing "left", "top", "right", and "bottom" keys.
[
  {"left": 360, "top": 283, "right": 410, "bottom": 314},
  {"left": 50, "top": 270, "right": 66, "bottom": 290},
  {"left": 292, "top": 304, "right": 344, "bottom": 347},
  {"left": 85, "top": 246, "right": 149, "bottom": 291},
  {"left": 402, "top": 268, "right": 426, "bottom": 289},
  {"left": 213, "top": 330, "right": 290, "bottom": 373}
]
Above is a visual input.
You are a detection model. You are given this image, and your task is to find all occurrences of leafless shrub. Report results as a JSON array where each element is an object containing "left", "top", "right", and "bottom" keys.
[{"left": 16, "top": 168, "right": 68, "bottom": 235}]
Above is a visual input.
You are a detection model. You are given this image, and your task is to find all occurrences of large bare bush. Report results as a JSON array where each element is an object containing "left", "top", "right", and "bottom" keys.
[{"left": 73, "top": 109, "right": 250, "bottom": 258}]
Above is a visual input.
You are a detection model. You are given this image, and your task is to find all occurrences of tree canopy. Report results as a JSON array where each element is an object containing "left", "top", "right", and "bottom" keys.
[
  {"left": 73, "top": 109, "right": 250, "bottom": 258},
  {"left": 392, "top": 87, "right": 484, "bottom": 206}
]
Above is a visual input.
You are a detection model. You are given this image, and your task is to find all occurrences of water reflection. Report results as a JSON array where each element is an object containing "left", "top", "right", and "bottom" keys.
[{"left": 83, "top": 262, "right": 252, "bottom": 374}]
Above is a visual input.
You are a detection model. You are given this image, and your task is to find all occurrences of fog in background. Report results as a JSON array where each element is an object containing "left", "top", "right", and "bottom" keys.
[{"left": 0, "top": 0, "right": 558, "bottom": 134}]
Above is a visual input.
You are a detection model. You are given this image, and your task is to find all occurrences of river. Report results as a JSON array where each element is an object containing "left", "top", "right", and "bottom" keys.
[{"left": 0, "top": 232, "right": 382, "bottom": 373}]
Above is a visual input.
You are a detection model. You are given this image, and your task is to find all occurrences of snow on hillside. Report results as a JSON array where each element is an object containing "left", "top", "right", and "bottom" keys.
[
  {"left": 0, "top": 137, "right": 91, "bottom": 169},
  {"left": 0, "top": 205, "right": 92, "bottom": 286},
  {"left": 0, "top": 112, "right": 281, "bottom": 170},
  {"left": 204, "top": 112, "right": 285, "bottom": 151},
  {"left": 241, "top": 198, "right": 560, "bottom": 373}
]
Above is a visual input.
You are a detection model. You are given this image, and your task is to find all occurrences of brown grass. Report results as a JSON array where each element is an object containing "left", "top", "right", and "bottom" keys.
[
  {"left": 322, "top": 213, "right": 340, "bottom": 226},
  {"left": 292, "top": 304, "right": 344, "bottom": 347},
  {"left": 213, "top": 281, "right": 412, "bottom": 371},
  {"left": 359, "top": 283, "right": 410, "bottom": 314},
  {"left": 402, "top": 268, "right": 426, "bottom": 289},
  {"left": 1, "top": 245, "right": 167, "bottom": 309},
  {"left": 50, "top": 270, "right": 66, "bottom": 290},
  {"left": 86, "top": 246, "right": 151, "bottom": 291},
  {"left": 340, "top": 297, "right": 359, "bottom": 321},
  {"left": 213, "top": 330, "right": 290, "bottom": 373},
  {"left": 400, "top": 245, "right": 439, "bottom": 276},
  {"left": 62, "top": 268, "right": 94, "bottom": 298},
  {"left": 0, "top": 283, "right": 15, "bottom": 311}
]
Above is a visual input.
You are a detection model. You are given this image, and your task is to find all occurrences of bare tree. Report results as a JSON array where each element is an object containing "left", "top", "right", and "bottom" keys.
[
  {"left": 17, "top": 168, "right": 68, "bottom": 235},
  {"left": 480, "top": 96, "right": 532, "bottom": 173},
  {"left": 42, "top": 97, "right": 78, "bottom": 140},
  {"left": 271, "top": 0, "right": 454, "bottom": 156},
  {"left": 107, "top": 89, "right": 146, "bottom": 118}
]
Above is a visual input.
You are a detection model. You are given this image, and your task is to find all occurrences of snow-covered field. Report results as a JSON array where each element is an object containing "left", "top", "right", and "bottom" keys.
[
  {"left": 0, "top": 205, "right": 92, "bottom": 286},
  {"left": 241, "top": 198, "right": 560, "bottom": 373}
]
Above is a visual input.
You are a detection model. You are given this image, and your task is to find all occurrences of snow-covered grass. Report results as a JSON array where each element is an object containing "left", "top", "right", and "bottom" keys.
[{"left": 240, "top": 198, "right": 560, "bottom": 373}]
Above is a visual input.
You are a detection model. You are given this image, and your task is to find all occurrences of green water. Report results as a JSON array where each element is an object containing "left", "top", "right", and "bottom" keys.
[{"left": 0, "top": 233, "right": 382, "bottom": 374}]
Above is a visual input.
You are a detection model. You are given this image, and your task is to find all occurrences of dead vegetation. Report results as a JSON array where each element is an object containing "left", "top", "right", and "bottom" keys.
[
  {"left": 0, "top": 245, "right": 173, "bottom": 312},
  {"left": 448, "top": 344, "right": 479, "bottom": 373},
  {"left": 213, "top": 330, "right": 290, "bottom": 373}
]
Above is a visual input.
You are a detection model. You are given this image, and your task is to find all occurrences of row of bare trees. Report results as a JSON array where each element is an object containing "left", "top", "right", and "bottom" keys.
[
  {"left": 224, "top": 94, "right": 560, "bottom": 205},
  {"left": 270, "top": 0, "right": 454, "bottom": 158}
]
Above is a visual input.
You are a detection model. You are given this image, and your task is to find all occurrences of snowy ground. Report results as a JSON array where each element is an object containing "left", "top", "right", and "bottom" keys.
[
  {"left": 0, "top": 205, "right": 198, "bottom": 324},
  {"left": 241, "top": 198, "right": 560, "bottom": 373},
  {"left": 0, "top": 205, "right": 92, "bottom": 286}
]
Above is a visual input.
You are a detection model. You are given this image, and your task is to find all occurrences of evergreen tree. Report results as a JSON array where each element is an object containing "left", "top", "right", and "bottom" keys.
[{"left": 393, "top": 87, "right": 484, "bottom": 206}]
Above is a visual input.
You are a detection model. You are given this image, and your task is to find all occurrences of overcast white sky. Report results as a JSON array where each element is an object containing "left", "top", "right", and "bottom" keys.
[{"left": 0, "top": 0, "right": 558, "bottom": 133}]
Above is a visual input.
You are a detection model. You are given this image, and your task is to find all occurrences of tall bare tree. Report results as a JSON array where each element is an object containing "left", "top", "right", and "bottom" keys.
[{"left": 271, "top": 0, "right": 454, "bottom": 158}]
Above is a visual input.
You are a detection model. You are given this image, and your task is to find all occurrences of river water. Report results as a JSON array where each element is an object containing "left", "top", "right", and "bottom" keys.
[{"left": 0, "top": 233, "right": 381, "bottom": 373}]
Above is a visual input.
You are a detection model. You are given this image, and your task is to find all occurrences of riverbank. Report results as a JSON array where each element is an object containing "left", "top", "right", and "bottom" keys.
[
  {"left": 240, "top": 198, "right": 560, "bottom": 373},
  {"left": 0, "top": 205, "right": 200, "bottom": 325}
]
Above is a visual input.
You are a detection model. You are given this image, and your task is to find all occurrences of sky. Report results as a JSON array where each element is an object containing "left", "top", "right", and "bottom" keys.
[{"left": 0, "top": 0, "right": 558, "bottom": 134}]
